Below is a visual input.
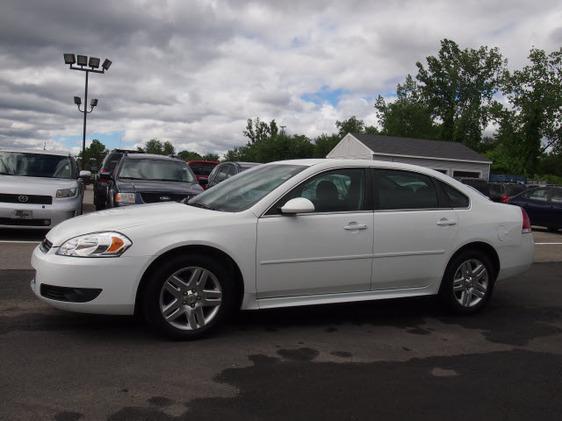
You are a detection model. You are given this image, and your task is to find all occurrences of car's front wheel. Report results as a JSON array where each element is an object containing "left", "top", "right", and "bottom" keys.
[
  {"left": 439, "top": 250, "right": 496, "bottom": 314},
  {"left": 141, "top": 254, "right": 236, "bottom": 340}
]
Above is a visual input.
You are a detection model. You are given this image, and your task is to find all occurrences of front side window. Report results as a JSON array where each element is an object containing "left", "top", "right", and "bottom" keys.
[
  {"left": 188, "top": 164, "right": 305, "bottom": 212},
  {"left": 0, "top": 152, "right": 74, "bottom": 179},
  {"left": 549, "top": 188, "right": 562, "bottom": 204},
  {"left": 374, "top": 169, "right": 438, "bottom": 210},
  {"left": 272, "top": 168, "right": 367, "bottom": 213},
  {"left": 525, "top": 188, "right": 548, "bottom": 202},
  {"left": 118, "top": 159, "right": 195, "bottom": 182}
]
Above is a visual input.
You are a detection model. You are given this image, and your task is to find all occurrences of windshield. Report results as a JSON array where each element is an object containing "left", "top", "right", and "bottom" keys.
[
  {"left": 189, "top": 164, "right": 305, "bottom": 212},
  {"left": 190, "top": 163, "right": 216, "bottom": 176},
  {"left": 0, "top": 152, "right": 75, "bottom": 179},
  {"left": 119, "top": 158, "right": 195, "bottom": 182}
]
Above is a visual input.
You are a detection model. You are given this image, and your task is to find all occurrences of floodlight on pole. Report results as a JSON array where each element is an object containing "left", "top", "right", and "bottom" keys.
[
  {"left": 63, "top": 53, "right": 111, "bottom": 163},
  {"left": 64, "top": 53, "right": 76, "bottom": 65},
  {"left": 88, "top": 57, "right": 100, "bottom": 68}
]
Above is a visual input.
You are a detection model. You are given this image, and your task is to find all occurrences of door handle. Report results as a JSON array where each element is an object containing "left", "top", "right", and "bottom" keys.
[
  {"left": 436, "top": 218, "right": 457, "bottom": 226},
  {"left": 344, "top": 222, "right": 368, "bottom": 231}
]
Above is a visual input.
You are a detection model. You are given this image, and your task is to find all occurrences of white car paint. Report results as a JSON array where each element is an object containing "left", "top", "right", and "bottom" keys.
[{"left": 31, "top": 159, "right": 534, "bottom": 316}]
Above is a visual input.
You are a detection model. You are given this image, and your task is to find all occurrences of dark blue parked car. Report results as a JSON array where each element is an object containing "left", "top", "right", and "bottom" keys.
[
  {"left": 103, "top": 153, "right": 203, "bottom": 208},
  {"left": 508, "top": 186, "right": 562, "bottom": 232}
]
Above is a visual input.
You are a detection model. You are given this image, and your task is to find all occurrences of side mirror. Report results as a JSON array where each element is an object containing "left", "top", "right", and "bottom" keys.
[
  {"left": 79, "top": 170, "right": 91, "bottom": 179},
  {"left": 280, "top": 197, "right": 315, "bottom": 215}
]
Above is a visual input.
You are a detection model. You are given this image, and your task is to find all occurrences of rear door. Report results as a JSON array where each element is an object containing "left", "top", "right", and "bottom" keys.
[
  {"left": 520, "top": 188, "right": 551, "bottom": 227},
  {"left": 371, "top": 169, "right": 459, "bottom": 290}
]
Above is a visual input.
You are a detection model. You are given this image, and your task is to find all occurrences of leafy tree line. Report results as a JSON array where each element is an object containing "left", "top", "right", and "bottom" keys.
[
  {"left": 226, "top": 40, "right": 562, "bottom": 180},
  {"left": 79, "top": 138, "right": 219, "bottom": 170}
]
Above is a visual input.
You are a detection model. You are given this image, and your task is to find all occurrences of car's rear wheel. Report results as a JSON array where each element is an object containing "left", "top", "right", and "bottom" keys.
[
  {"left": 439, "top": 250, "right": 496, "bottom": 314},
  {"left": 141, "top": 254, "right": 236, "bottom": 340},
  {"left": 547, "top": 226, "right": 558, "bottom": 233}
]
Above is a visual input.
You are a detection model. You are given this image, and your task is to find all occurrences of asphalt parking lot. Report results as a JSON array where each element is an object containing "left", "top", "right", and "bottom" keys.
[{"left": 1, "top": 190, "right": 561, "bottom": 420}]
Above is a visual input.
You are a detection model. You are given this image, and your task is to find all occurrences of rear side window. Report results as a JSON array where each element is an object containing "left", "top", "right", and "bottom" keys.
[
  {"left": 374, "top": 169, "right": 439, "bottom": 210},
  {"left": 438, "top": 181, "right": 470, "bottom": 208}
]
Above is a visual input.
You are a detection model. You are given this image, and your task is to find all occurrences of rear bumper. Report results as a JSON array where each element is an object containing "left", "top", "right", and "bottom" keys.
[
  {"left": 0, "top": 197, "right": 81, "bottom": 229},
  {"left": 497, "top": 233, "right": 535, "bottom": 281}
]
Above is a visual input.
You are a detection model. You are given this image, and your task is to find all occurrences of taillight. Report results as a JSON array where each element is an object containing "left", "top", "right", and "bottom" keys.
[
  {"left": 521, "top": 208, "right": 532, "bottom": 233},
  {"left": 500, "top": 194, "right": 509, "bottom": 203}
]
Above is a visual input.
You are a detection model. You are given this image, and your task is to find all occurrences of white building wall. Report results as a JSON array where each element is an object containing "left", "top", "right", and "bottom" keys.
[{"left": 326, "top": 134, "right": 373, "bottom": 159}]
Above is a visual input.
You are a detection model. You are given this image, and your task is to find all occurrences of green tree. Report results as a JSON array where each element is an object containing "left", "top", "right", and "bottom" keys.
[
  {"left": 374, "top": 75, "right": 439, "bottom": 139},
  {"left": 140, "top": 139, "right": 175, "bottom": 155},
  {"left": 500, "top": 47, "right": 562, "bottom": 173},
  {"left": 313, "top": 133, "right": 341, "bottom": 158},
  {"left": 79, "top": 139, "right": 107, "bottom": 170},
  {"left": 202, "top": 153, "right": 220, "bottom": 161},
  {"left": 243, "top": 118, "right": 279, "bottom": 144},
  {"left": 335, "top": 116, "right": 378, "bottom": 137},
  {"left": 415, "top": 39, "right": 506, "bottom": 147},
  {"left": 177, "top": 150, "right": 202, "bottom": 161}
]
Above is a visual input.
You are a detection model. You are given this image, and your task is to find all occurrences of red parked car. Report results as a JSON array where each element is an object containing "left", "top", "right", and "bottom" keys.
[{"left": 187, "top": 160, "right": 219, "bottom": 189}]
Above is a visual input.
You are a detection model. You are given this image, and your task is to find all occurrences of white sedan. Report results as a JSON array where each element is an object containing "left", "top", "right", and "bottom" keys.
[{"left": 31, "top": 159, "right": 534, "bottom": 339}]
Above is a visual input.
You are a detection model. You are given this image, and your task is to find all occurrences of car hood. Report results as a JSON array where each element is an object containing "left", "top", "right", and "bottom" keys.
[
  {"left": 116, "top": 179, "right": 202, "bottom": 194},
  {"left": 46, "top": 202, "right": 213, "bottom": 245},
  {"left": 0, "top": 175, "right": 77, "bottom": 195}
]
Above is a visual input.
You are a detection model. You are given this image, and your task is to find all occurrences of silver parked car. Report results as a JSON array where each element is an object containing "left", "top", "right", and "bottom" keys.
[{"left": 0, "top": 149, "right": 89, "bottom": 229}]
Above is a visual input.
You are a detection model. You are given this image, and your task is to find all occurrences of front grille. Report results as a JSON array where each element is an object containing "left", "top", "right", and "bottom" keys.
[
  {"left": 40, "top": 238, "right": 53, "bottom": 253},
  {"left": 0, "top": 218, "right": 51, "bottom": 226},
  {"left": 40, "top": 284, "right": 102, "bottom": 303},
  {"left": 140, "top": 192, "right": 191, "bottom": 203},
  {"left": 0, "top": 193, "right": 52, "bottom": 205}
]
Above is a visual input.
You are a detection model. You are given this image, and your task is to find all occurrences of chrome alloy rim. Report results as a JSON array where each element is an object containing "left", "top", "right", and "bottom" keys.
[
  {"left": 453, "top": 259, "right": 489, "bottom": 308},
  {"left": 159, "top": 266, "right": 222, "bottom": 330}
]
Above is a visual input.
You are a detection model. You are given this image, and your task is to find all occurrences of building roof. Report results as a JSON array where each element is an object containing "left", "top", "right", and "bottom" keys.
[{"left": 351, "top": 133, "right": 492, "bottom": 164}]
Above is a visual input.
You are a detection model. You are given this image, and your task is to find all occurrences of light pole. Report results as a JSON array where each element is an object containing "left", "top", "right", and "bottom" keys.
[{"left": 63, "top": 54, "right": 111, "bottom": 165}]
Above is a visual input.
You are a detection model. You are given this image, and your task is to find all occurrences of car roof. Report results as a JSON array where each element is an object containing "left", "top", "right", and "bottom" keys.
[
  {"left": 123, "top": 153, "right": 183, "bottom": 161},
  {"left": 0, "top": 148, "right": 71, "bottom": 157}
]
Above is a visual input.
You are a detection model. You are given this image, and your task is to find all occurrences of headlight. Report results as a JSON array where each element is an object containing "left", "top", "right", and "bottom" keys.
[
  {"left": 114, "top": 192, "right": 136, "bottom": 206},
  {"left": 56, "top": 188, "right": 78, "bottom": 198},
  {"left": 57, "top": 232, "right": 132, "bottom": 257}
]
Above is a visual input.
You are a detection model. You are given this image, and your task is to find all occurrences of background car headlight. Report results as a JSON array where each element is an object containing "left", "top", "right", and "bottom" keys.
[
  {"left": 114, "top": 192, "right": 136, "bottom": 205},
  {"left": 56, "top": 188, "right": 78, "bottom": 198},
  {"left": 57, "top": 232, "right": 132, "bottom": 257}
]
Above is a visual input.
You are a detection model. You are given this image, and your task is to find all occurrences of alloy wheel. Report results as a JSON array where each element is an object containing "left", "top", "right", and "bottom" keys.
[
  {"left": 452, "top": 258, "right": 489, "bottom": 308},
  {"left": 159, "top": 266, "right": 222, "bottom": 331}
]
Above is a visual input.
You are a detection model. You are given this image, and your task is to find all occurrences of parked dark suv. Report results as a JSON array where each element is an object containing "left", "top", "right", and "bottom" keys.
[
  {"left": 207, "top": 161, "right": 260, "bottom": 188},
  {"left": 94, "top": 149, "right": 141, "bottom": 210},
  {"left": 102, "top": 153, "right": 203, "bottom": 208}
]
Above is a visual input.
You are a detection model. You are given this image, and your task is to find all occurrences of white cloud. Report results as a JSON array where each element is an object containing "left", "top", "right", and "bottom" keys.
[{"left": 0, "top": 0, "right": 560, "bottom": 156}]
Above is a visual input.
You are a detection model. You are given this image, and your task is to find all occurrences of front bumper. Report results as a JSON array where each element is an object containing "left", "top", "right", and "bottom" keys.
[
  {"left": 31, "top": 245, "right": 148, "bottom": 315},
  {"left": 0, "top": 197, "right": 82, "bottom": 229}
]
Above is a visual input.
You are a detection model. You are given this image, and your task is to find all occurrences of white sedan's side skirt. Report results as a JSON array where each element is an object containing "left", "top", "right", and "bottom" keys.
[{"left": 255, "top": 284, "right": 436, "bottom": 310}]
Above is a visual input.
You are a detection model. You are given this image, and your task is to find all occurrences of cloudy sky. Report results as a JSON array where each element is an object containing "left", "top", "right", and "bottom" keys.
[{"left": 0, "top": 0, "right": 560, "bottom": 156}]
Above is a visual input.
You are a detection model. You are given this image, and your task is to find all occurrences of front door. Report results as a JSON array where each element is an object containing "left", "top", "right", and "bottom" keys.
[{"left": 256, "top": 168, "right": 373, "bottom": 298}]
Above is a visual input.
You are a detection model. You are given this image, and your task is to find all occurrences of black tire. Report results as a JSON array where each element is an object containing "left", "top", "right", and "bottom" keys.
[
  {"left": 438, "top": 249, "right": 496, "bottom": 315},
  {"left": 141, "top": 254, "right": 237, "bottom": 340},
  {"left": 547, "top": 227, "right": 558, "bottom": 233}
]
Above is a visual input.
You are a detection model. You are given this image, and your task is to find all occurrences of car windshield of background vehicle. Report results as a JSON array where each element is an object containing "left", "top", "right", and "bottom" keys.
[
  {"left": 188, "top": 164, "right": 305, "bottom": 212},
  {"left": 118, "top": 159, "right": 195, "bottom": 183},
  {"left": 0, "top": 152, "right": 74, "bottom": 179},
  {"left": 190, "top": 164, "right": 215, "bottom": 176}
]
